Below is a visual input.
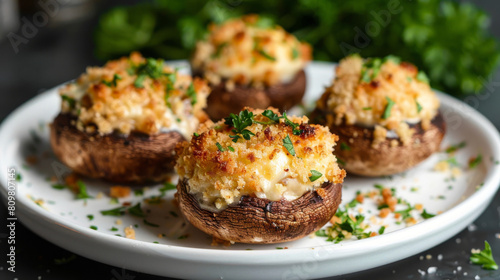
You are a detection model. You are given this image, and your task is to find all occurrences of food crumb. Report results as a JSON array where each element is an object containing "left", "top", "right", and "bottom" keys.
[
  {"left": 115, "top": 219, "right": 123, "bottom": 225},
  {"left": 124, "top": 226, "right": 135, "bottom": 239},
  {"left": 211, "top": 237, "right": 232, "bottom": 247},
  {"left": 456, "top": 238, "right": 461, "bottom": 244},
  {"left": 110, "top": 186, "right": 131, "bottom": 198},
  {"left": 475, "top": 276, "right": 480, "bottom": 280},
  {"left": 96, "top": 192, "right": 104, "bottom": 199},
  {"left": 417, "top": 269, "right": 425, "bottom": 276},
  {"left": 468, "top": 224, "right": 477, "bottom": 232},
  {"left": 457, "top": 266, "right": 462, "bottom": 271},
  {"left": 434, "top": 161, "right": 450, "bottom": 172},
  {"left": 419, "top": 256, "right": 424, "bottom": 261},
  {"left": 437, "top": 254, "right": 443, "bottom": 261},
  {"left": 427, "top": 267, "right": 437, "bottom": 274},
  {"left": 426, "top": 254, "right": 432, "bottom": 260},
  {"left": 471, "top": 248, "right": 481, "bottom": 254},
  {"left": 26, "top": 155, "right": 38, "bottom": 165},
  {"left": 464, "top": 272, "right": 468, "bottom": 276}
]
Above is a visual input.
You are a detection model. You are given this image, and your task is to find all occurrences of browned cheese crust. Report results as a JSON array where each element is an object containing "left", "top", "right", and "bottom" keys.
[
  {"left": 50, "top": 113, "right": 183, "bottom": 183},
  {"left": 177, "top": 178, "right": 342, "bottom": 244},
  {"left": 197, "top": 70, "right": 306, "bottom": 120}
]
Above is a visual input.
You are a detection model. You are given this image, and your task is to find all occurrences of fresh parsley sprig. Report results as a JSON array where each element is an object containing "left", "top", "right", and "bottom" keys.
[
  {"left": 224, "top": 110, "right": 256, "bottom": 143},
  {"left": 470, "top": 241, "right": 498, "bottom": 270}
]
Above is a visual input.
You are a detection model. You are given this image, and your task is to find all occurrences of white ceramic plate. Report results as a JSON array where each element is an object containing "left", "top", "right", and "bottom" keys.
[{"left": 1, "top": 62, "right": 500, "bottom": 280}]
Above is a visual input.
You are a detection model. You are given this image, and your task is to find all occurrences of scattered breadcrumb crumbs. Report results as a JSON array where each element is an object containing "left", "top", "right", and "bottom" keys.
[
  {"left": 124, "top": 226, "right": 135, "bottom": 239},
  {"left": 451, "top": 167, "right": 462, "bottom": 177},
  {"left": 211, "top": 237, "right": 233, "bottom": 247},
  {"left": 415, "top": 204, "right": 423, "bottom": 211},
  {"left": 115, "top": 219, "right": 123, "bottom": 225},
  {"left": 64, "top": 173, "right": 80, "bottom": 192},
  {"left": 110, "top": 186, "right": 131, "bottom": 198},
  {"left": 379, "top": 208, "right": 391, "bottom": 218},
  {"left": 434, "top": 161, "right": 450, "bottom": 172},
  {"left": 426, "top": 254, "right": 432, "bottom": 260},
  {"left": 96, "top": 192, "right": 104, "bottom": 199}
]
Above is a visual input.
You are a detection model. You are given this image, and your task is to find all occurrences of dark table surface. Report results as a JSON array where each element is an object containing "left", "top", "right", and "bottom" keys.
[{"left": 1, "top": 1, "right": 500, "bottom": 279}]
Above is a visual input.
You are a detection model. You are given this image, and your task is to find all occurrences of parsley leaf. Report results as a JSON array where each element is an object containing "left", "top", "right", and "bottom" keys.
[
  {"left": 61, "top": 95, "right": 76, "bottom": 108},
  {"left": 340, "top": 142, "right": 351, "bottom": 151},
  {"left": 445, "top": 141, "right": 466, "bottom": 153},
  {"left": 416, "top": 101, "right": 423, "bottom": 113},
  {"left": 382, "top": 96, "right": 395, "bottom": 119},
  {"left": 283, "top": 135, "right": 296, "bottom": 156},
  {"left": 309, "top": 170, "right": 322, "bottom": 182},
  {"left": 143, "top": 219, "right": 159, "bottom": 227},
  {"left": 224, "top": 110, "right": 256, "bottom": 143},
  {"left": 421, "top": 209, "right": 436, "bottom": 219},
  {"left": 470, "top": 241, "right": 498, "bottom": 270},
  {"left": 216, "top": 142, "right": 225, "bottom": 152},
  {"left": 100, "top": 206, "right": 126, "bottom": 216},
  {"left": 256, "top": 49, "right": 276, "bottom": 61},
  {"left": 76, "top": 181, "right": 93, "bottom": 200},
  {"left": 134, "top": 74, "right": 147, "bottom": 88},
  {"left": 128, "top": 203, "right": 145, "bottom": 217},
  {"left": 186, "top": 82, "right": 197, "bottom": 105},
  {"left": 416, "top": 71, "right": 430, "bottom": 84},
  {"left": 103, "top": 74, "right": 122, "bottom": 87},
  {"left": 469, "top": 154, "right": 483, "bottom": 169}
]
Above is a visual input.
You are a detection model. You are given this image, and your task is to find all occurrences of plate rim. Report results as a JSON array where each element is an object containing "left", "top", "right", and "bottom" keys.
[{"left": 1, "top": 61, "right": 500, "bottom": 279}]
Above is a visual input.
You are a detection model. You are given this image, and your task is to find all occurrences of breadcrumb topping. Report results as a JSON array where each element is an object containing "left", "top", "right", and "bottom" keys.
[
  {"left": 176, "top": 107, "right": 345, "bottom": 210},
  {"left": 59, "top": 52, "right": 210, "bottom": 137},
  {"left": 318, "top": 55, "right": 440, "bottom": 145},
  {"left": 191, "top": 14, "right": 311, "bottom": 88}
]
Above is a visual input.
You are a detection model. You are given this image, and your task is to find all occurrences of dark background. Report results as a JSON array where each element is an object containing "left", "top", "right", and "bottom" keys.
[{"left": 1, "top": 0, "right": 500, "bottom": 279}]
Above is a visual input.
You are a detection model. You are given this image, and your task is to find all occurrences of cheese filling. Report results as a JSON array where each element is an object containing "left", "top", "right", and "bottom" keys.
[{"left": 59, "top": 52, "right": 210, "bottom": 138}]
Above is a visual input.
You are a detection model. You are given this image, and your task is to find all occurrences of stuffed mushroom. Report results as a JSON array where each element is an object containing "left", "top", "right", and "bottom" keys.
[
  {"left": 191, "top": 14, "right": 312, "bottom": 120},
  {"left": 50, "top": 52, "right": 210, "bottom": 183},
  {"left": 311, "top": 55, "right": 445, "bottom": 176},
  {"left": 175, "top": 107, "right": 345, "bottom": 244}
]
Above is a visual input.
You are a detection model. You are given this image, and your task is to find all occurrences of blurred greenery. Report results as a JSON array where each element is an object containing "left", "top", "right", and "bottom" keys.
[{"left": 94, "top": 0, "right": 499, "bottom": 96}]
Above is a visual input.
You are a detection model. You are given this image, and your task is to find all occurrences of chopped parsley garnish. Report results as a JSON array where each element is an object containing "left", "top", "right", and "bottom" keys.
[
  {"left": 52, "top": 184, "right": 66, "bottom": 190},
  {"left": 160, "top": 182, "right": 176, "bottom": 195},
  {"left": 110, "top": 227, "right": 119, "bottom": 232},
  {"left": 309, "top": 170, "right": 322, "bottom": 182},
  {"left": 340, "top": 142, "right": 351, "bottom": 151},
  {"left": 256, "top": 49, "right": 276, "bottom": 61},
  {"left": 61, "top": 95, "right": 76, "bottom": 108},
  {"left": 315, "top": 229, "right": 328, "bottom": 237},
  {"left": 134, "top": 74, "right": 147, "bottom": 88},
  {"left": 135, "top": 58, "right": 165, "bottom": 79},
  {"left": 469, "top": 154, "right": 483, "bottom": 169},
  {"left": 362, "top": 107, "right": 372, "bottom": 110},
  {"left": 86, "top": 214, "right": 94, "bottom": 221},
  {"left": 100, "top": 206, "right": 126, "bottom": 216},
  {"left": 291, "top": 48, "right": 299, "bottom": 59},
  {"left": 282, "top": 112, "right": 302, "bottom": 135},
  {"left": 90, "top": 225, "right": 98, "bottom": 231},
  {"left": 15, "top": 173, "right": 22, "bottom": 182},
  {"left": 134, "top": 189, "right": 144, "bottom": 196},
  {"left": 216, "top": 142, "right": 225, "bottom": 152},
  {"left": 128, "top": 203, "right": 145, "bottom": 217},
  {"left": 346, "top": 198, "right": 360, "bottom": 209},
  {"left": 110, "top": 197, "right": 119, "bottom": 204},
  {"left": 254, "top": 16, "right": 274, "bottom": 28},
  {"left": 446, "top": 141, "right": 466, "bottom": 153},
  {"left": 416, "top": 71, "right": 430, "bottom": 84},
  {"left": 382, "top": 96, "right": 395, "bottom": 119},
  {"left": 282, "top": 135, "right": 296, "bottom": 156},
  {"left": 421, "top": 209, "right": 436, "bottom": 219},
  {"left": 178, "top": 234, "right": 189, "bottom": 240},
  {"left": 470, "top": 241, "right": 498, "bottom": 270},
  {"left": 76, "top": 181, "right": 93, "bottom": 200},
  {"left": 224, "top": 110, "right": 256, "bottom": 143},
  {"left": 446, "top": 157, "right": 460, "bottom": 167},
  {"left": 360, "top": 58, "right": 383, "bottom": 83},
  {"left": 169, "top": 211, "right": 178, "bottom": 217},
  {"left": 276, "top": 247, "right": 284, "bottom": 250},
  {"left": 186, "top": 82, "right": 197, "bottom": 105},
  {"left": 416, "top": 101, "right": 423, "bottom": 113},
  {"left": 326, "top": 209, "right": 372, "bottom": 243},
  {"left": 193, "top": 132, "right": 200, "bottom": 137},
  {"left": 103, "top": 74, "right": 122, "bottom": 87},
  {"left": 260, "top": 110, "right": 302, "bottom": 135},
  {"left": 227, "top": 146, "right": 235, "bottom": 152},
  {"left": 394, "top": 206, "right": 414, "bottom": 220},
  {"left": 143, "top": 219, "right": 159, "bottom": 227},
  {"left": 378, "top": 226, "right": 386, "bottom": 235},
  {"left": 212, "top": 42, "right": 228, "bottom": 58},
  {"left": 261, "top": 109, "right": 281, "bottom": 123}
]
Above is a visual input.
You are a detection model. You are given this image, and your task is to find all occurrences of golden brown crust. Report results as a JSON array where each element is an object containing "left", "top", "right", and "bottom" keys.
[
  {"left": 176, "top": 178, "right": 342, "bottom": 244},
  {"left": 198, "top": 70, "right": 306, "bottom": 120},
  {"left": 311, "top": 109, "right": 446, "bottom": 176},
  {"left": 50, "top": 113, "right": 183, "bottom": 183}
]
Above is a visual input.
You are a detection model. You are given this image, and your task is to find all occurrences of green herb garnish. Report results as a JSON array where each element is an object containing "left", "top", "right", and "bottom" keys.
[
  {"left": 160, "top": 182, "right": 176, "bottom": 195},
  {"left": 382, "top": 96, "right": 395, "bottom": 119},
  {"left": 216, "top": 142, "right": 225, "bottom": 152},
  {"left": 90, "top": 225, "right": 98, "bottom": 230},
  {"left": 52, "top": 184, "right": 66, "bottom": 190},
  {"left": 76, "top": 181, "right": 93, "bottom": 200},
  {"left": 378, "top": 226, "right": 386, "bottom": 235},
  {"left": 470, "top": 241, "right": 498, "bottom": 270},
  {"left": 421, "top": 209, "right": 436, "bottom": 219},
  {"left": 416, "top": 101, "right": 423, "bottom": 113},
  {"left": 134, "top": 74, "right": 147, "bottom": 88},
  {"left": 283, "top": 135, "right": 296, "bottom": 156},
  {"left": 212, "top": 42, "right": 228, "bottom": 58},
  {"left": 416, "top": 71, "right": 430, "bottom": 84},
  {"left": 227, "top": 146, "right": 235, "bottom": 152},
  {"left": 61, "top": 95, "right": 76, "bottom": 108},
  {"left": 256, "top": 49, "right": 276, "bottom": 61},
  {"left": 445, "top": 141, "right": 466, "bottom": 153},
  {"left": 309, "top": 170, "right": 322, "bottom": 182},
  {"left": 193, "top": 132, "right": 200, "bottom": 137},
  {"left": 186, "top": 82, "right": 197, "bottom": 105},
  {"left": 340, "top": 142, "right": 351, "bottom": 151},
  {"left": 100, "top": 206, "right": 126, "bottom": 216},
  {"left": 224, "top": 110, "right": 256, "bottom": 143},
  {"left": 469, "top": 154, "right": 483, "bottom": 169},
  {"left": 103, "top": 74, "right": 122, "bottom": 87},
  {"left": 128, "top": 203, "right": 145, "bottom": 217},
  {"left": 87, "top": 214, "right": 94, "bottom": 221},
  {"left": 291, "top": 48, "right": 299, "bottom": 59},
  {"left": 362, "top": 107, "right": 372, "bottom": 110},
  {"left": 110, "top": 227, "right": 119, "bottom": 232}
]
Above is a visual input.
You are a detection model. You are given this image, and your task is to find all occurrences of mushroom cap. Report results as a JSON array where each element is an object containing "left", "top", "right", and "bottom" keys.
[
  {"left": 176, "top": 178, "right": 342, "bottom": 244},
  {"left": 311, "top": 109, "right": 446, "bottom": 176},
  {"left": 197, "top": 70, "right": 306, "bottom": 121},
  {"left": 50, "top": 113, "right": 183, "bottom": 184}
]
